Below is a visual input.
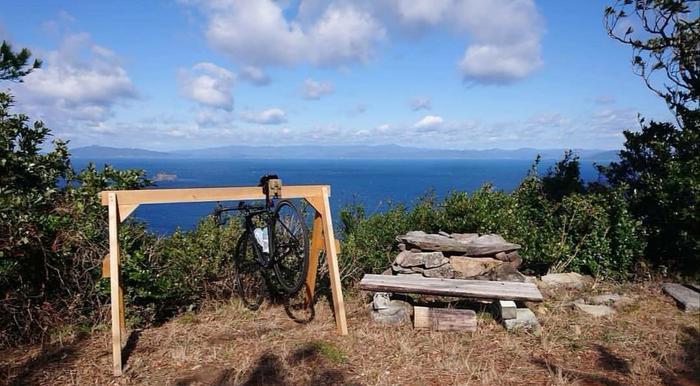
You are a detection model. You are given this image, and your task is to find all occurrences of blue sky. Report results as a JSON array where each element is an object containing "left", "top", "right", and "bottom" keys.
[{"left": 0, "top": 0, "right": 675, "bottom": 150}]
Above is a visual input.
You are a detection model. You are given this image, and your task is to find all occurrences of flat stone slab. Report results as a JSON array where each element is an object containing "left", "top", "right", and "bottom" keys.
[
  {"left": 540, "top": 272, "right": 592, "bottom": 290},
  {"left": 396, "top": 231, "right": 520, "bottom": 255},
  {"left": 450, "top": 256, "right": 503, "bottom": 277},
  {"left": 504, "top": 308, "right": 540, "bottom": 331},
  {"left": 574, "top": 303, "right": 616, "bottom": 317},
  {"left": 450, "top": 233, "right": 479, "bottom": 242},
  {"left": 395, "top": 250, "right": 448, "bottom": 268},
  {"left": 662, "top": 283, "right": 700, "bottom": 312},
  {"left": 421, "top": 264, "right": 455, "bottom": 278}
]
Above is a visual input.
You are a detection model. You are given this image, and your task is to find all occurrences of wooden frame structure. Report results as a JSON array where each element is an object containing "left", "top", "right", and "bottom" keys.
[{"left": 100, "top": 184, "right": 348, "bottom": 376}]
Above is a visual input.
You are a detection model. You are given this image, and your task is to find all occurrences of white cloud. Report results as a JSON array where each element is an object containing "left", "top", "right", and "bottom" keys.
[
  {"left": 413, "top": 114, "right": 444, "bottom": 131},
  {"left": 12, "top": 32, "right": 136, "bottom": 126},
  {"left": 178, "top": 62, "right": 235, "bottom": 110},
  {"left": 391, "top": 0, "right": 454, "bottom": 26},
  {"left": 240, "top": 107, "right": 287, "bottom": 124},
  {"left": 450, "top": 0, "right": 543, "bottom": 83},
  {"left": 185, "top": 1, "right": 542, "bottom": 84},
  {"left": 306, "top": 3, "right": 386, "bottom": 65},
  {"left": 194, "top": 0, "right": 385, "bottom": 67},
  {"left": 410, "top": 96, "right": 431, "bottom": 111},
  {"left": 376, "top": 123, "right": 391, "bottom": 132},
  {"left": 195, "top": 108, "right": 234, "bottom": 127},
  {"left": 239, "top": 65, "right": 270, "bottom": 86},
  {"left": 302, "top": 78, "right": 334, "bottom": 100},
  {"left": 527, "top": 112, "right": 570, "bottom": 127}
]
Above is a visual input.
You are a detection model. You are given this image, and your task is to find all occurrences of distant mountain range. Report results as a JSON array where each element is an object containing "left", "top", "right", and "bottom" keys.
[{"left": 70, "top": 144, "right": 619, "bottom": 160}]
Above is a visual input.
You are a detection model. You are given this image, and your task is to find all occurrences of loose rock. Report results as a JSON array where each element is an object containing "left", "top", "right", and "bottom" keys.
[
  {"left": 540, "top": 272, "right": 592, "bottom": 290},
  {"left": 574, "top": 303, "right": 616, "bottom": 317},
  {"left": 392, "top": 264, "right": 416, "bottom": 274},
  {"left": 450, "top": 256, "right": 503, "bottom": 277},
  {"left": 396, "top": 251, "right": 448, "bottom": 269},
  {"left": 373, "top": 292, "right": 392, "bottom": 310},
  {"left": 589, "top": 293, "right": 623, "bottom": 305},
  {"left": 422, "top": 264, "right": 455, "bottom": 278},
  {"left": 487, "top": 264, "right": 527, "bottom": 282},
  {"left": 369, "top": 300, "right": 412, "bottom": 325},
  {"left": 503, "top": 308, "right": 540, "bottom": 331}
]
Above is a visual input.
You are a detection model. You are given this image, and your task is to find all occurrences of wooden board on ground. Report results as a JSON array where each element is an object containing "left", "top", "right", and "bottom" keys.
[
  {"left": 414, "top": 306, "right": 476, "bottom": 331},
  {"left": 662, "top": 283, "right": 700, "bottom": 312},
  {"left": 359, "top": 274, "right": 543, "bottom": 302}
]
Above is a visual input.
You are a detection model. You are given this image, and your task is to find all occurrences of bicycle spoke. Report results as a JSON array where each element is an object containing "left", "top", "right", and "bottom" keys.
[{"left": 276, "top": 217, "right": 301, "bottom": 245}]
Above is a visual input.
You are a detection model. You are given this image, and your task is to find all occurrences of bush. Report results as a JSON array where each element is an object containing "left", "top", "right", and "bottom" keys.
[
  {"left": 116, "top": 217, "right": 241, "bottom": 325},
  {"left": 599, "top": 118, "right": 699, "bottom": 273},
  {"left": 338, "top": 160, "right": 645, "bottom": 283},
  {"left": 0, "top": 87, "right": 244, "bottom": 345}
]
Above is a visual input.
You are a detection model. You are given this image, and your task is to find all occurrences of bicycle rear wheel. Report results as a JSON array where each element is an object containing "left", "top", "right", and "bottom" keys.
[
  {"left": 271, "top": 199, "right": 310, "bottom": 294},
  {"left": 234, "top": 231, "right": 266, "bottom": 310}
]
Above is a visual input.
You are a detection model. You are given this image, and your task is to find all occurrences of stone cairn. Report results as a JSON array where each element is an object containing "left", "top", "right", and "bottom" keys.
[
  {"left": 391, "top": 231, "right": 525, "bottom": 282},
  {"left": 371, "top": 231, "right": 531, "bottom": 328}
]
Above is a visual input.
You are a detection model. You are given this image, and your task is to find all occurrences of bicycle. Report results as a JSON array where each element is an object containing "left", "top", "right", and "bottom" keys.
[{"left": 213, "top": 175, "right": 310, "bottom": 310}]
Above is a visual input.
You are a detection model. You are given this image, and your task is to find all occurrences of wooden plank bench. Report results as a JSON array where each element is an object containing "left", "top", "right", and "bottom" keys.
[{"left": 359, "top": 274, "right": 544, "bottom": 302}]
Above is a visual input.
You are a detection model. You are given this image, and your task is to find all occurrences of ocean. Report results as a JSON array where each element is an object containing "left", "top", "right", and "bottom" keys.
[{"left": 71, "top": 158, "right": 603, "bottom": 234}]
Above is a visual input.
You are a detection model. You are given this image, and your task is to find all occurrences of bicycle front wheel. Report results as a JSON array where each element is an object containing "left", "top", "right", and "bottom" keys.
[
  {"left": 271, "top": 200, "right": 310, "bottom": 294},
  {"left": 234, "top": 231, "right": 266, "bottom": 310}
]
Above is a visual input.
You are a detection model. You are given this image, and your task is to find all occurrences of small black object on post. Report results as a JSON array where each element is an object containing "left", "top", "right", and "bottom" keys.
[{"left": 259, "top": 174, "right": 282, "bottom": 204}]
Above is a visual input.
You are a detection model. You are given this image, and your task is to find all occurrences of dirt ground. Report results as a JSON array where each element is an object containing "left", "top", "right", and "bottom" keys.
[{"left": 1, "top": 281, "right": 698, "bottom": 386}]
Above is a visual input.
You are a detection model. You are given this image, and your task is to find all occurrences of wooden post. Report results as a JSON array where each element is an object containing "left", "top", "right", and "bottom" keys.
[
  {"left": 108, "top": 193, "right": 123, "bottom": 376},
  {"left": 319, "top": 187, "right": 348, "bottom": 335},
  {"left": 305, "top": 211, "right": 324, "bottom": 305}
]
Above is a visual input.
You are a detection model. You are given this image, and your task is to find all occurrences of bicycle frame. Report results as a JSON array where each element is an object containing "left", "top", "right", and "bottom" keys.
[{"left": 214, "top": 202, "right": 276, "bottom": 268}]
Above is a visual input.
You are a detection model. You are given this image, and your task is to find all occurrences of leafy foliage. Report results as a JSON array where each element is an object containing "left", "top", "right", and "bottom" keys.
[
  {"left": 0, "top": 92, "right": 71, "bottom": 284},
  {"left": 0, "top": 97, "right": 243, "bottom": 343},
  {"left": 603, "top": 0, "right": 699, "bottom": 273},
  {"left": 598, "top": 118, "right": 699, "bottom": 271},
  {"left": 604, "top": 0, "right": 699, "bottom": 122},
  {"left": 0, "top": 40, "right": 42, "bottom": 81},
  {"left": 339, "top": 160, "right": 645, "bottom": 283},
  {"left": 541, "top": 151, "right": 585, "bottom": 201}
]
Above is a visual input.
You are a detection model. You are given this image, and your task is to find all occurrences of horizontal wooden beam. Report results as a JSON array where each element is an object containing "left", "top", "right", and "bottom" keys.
[
  {"left": 100, "top": 185, "right": 330, "bottom": 206},
  {"left": 359, "top": 274, "right": 543, "bottom": 302}
]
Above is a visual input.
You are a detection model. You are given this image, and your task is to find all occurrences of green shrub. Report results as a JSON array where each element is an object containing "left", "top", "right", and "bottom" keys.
[
  {"left": 113, "top": 217, "right": 242, "bottom": 325},
  {"left": 338, "top": 165, "right": 645, "bottom": 283}
]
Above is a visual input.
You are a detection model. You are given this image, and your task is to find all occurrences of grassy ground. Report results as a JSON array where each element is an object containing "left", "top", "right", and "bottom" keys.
[{"left": 1, "top": 281, "right": 698, "bottom": 385}]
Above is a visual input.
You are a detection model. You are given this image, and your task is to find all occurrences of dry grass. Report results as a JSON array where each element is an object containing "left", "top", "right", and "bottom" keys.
[{"left": 1, "top": 281, "right": 698, "bottom": 385}]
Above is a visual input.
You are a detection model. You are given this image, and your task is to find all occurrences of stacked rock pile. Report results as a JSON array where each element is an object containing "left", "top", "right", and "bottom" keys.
[{"left": 390, "top": 231, "right": 526, "bottom": 282}]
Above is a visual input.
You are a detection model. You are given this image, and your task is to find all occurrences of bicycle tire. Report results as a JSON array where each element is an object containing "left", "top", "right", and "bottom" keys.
[
  {"left": 270, "top": 199, "right": 310, "bottom": 294},
  {"left": 234, "top": 230, "right": 266, "bottom": 310}
]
